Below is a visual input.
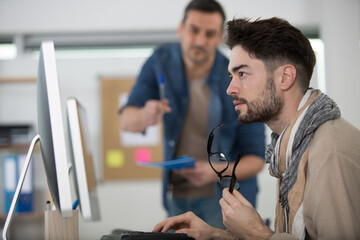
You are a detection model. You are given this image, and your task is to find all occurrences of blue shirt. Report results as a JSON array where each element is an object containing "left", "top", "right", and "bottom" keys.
[{"left": 122, "top": 44, "right": 265, "bottom": 209}]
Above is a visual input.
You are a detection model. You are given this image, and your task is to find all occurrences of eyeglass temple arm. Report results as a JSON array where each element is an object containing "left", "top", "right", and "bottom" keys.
[
  {"left": 207, "top": 123, "right": 224, "bottom": 154},
  {"left": 207, "top": 133, "right": 213, "bottom": 154},
  {"left": 229, "top": 154, "right": 241, "bottom": 194}
]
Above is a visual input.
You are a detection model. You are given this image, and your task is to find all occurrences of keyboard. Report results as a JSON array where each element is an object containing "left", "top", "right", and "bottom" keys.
[{"left": 101, "top": 229, "right": 195, "bottom": 240}]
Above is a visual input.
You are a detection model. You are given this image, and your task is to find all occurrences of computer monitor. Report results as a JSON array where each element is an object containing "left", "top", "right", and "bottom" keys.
[
  {"left": 37, "top": 41, "right": 73, "bottom": 218},
  {"left": 3, "top": 40, "right": 73, "bottom": 240},
  {"left": 66, "top": 97, "right": 101, "bottom": 221}
]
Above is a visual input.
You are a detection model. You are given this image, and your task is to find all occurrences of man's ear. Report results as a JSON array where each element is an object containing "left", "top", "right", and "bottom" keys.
[
  {"left": 279, "top": 64, "right": 296, "bottom": 90},
  {"left": 176, "top": 22, "right": 184, "bottom": 37}
]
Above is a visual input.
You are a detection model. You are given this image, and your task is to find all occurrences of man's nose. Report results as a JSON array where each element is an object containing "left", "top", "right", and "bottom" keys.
[
  {"left": 226, "top": 78, "right": 240, "bottom": 96},
  {"left": 194, "top": 32, "right": 207, "bottom": 46}
]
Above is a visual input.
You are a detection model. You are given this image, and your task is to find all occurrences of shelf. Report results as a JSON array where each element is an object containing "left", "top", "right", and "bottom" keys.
[
  {"left": 0, "top": 78, "right": 37, "bottom": 83},
  {"left": 0, "top": 143, "right": 40, "bottom": 151},
  {"left": 0, "top": 211, "right": 44, "bottom": 221}
]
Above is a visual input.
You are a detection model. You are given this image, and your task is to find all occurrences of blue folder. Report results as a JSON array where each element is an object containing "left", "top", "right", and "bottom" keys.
[{"left": 136, "top": 155, "right": 195, "bottom": 170}]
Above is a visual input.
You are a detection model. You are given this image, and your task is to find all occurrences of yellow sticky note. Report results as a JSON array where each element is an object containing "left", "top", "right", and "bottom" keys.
[{"left": 106, "top": 150, "right": 124, "bottom": 168}]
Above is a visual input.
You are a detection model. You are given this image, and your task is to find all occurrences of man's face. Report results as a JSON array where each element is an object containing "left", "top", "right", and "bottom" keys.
[
  {"left": 227, "top": 45, "right": 283, "bottom": 124},
  {"left": 177, "top": 10, "right": 223, "bottom": 65}
]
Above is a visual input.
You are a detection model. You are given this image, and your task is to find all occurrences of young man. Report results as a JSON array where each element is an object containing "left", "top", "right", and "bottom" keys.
[
  {"left": 120, "top": 0, "right": 265, "bottom": 229},
  {"left": 153, "top": 17, "right": 360, "bottom": 240}
]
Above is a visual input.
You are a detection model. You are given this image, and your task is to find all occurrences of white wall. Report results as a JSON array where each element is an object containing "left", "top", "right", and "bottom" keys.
[
  {"left": 320, "top": 0, "right": 360, "bottom": 127},
  {"left": 0, "top": 0, "right": 320, "bottom": 34},
  {"left": 0, "top": 0, "right": 359, "bottom": 239}
]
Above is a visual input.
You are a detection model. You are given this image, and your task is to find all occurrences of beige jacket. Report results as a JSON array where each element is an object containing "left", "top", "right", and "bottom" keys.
[{"left": 271, "top": 117, "right": 360, "bottom": 240}]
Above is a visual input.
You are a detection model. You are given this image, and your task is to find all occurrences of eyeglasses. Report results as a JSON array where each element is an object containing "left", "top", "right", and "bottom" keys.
[{"left": 207, "top": 123, "right": 240, "bottom": 193}]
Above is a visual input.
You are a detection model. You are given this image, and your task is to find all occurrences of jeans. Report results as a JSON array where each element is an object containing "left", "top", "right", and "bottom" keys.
[{"left": 167, "top": 195, "right": 225, "bottom": 229}]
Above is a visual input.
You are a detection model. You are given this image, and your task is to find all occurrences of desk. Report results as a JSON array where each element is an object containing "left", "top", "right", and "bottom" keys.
[{"left": 0, "top": 212, "right": 44, "bottom": 239}]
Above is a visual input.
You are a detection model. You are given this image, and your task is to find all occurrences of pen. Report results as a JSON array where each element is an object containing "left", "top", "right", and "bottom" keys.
[
  {"left": 46, "top": 200, "right": 51, "bottom": 210},
  {"left": 72, "top": 198, "right": 79, "bottom": 210},
  {"left": 159, "top": 74, "right": 165, "bottom": 100}
]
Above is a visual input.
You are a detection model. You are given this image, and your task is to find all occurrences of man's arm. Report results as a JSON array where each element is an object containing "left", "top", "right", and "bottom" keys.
[
  {"left": 303, "top": 132, "right": 360, "bottom": 239},
  {"left": 120, "top": 99, "right": 171, "bottom": 132},
  {"left": 174, "top": 155, "right": 264, "bottom": 188},
  {"left": 233, "top": 155, "right": 264, "bottom": 181},
  {"left": 230, "top": 122, "right": 266, "bottom": 180},
  {"left": 121, "top": 106, "right": 147, "bottom": 132}
]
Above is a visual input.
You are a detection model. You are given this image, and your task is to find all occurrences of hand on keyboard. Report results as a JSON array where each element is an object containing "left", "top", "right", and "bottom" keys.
[{"left": 101, "top": 229, "right": 195, "bottom": 240}]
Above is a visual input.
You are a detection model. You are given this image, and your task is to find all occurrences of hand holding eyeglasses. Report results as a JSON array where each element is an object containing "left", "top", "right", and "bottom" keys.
[{"left": 220, "top": 188, "right": 274, "bottom": 239}]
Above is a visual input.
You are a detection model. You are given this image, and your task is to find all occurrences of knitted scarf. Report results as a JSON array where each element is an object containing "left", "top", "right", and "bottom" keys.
[{"left": 265, "top": 89, "right": 341, "bottom": 238}]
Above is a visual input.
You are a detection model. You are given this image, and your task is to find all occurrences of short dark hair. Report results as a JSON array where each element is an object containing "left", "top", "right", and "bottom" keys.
[
  {"left": 183, "top": 0, "right": 226, "bottom": 26},
  {"left": 226, "top": 17, "right": 316, "bottom": 92}
]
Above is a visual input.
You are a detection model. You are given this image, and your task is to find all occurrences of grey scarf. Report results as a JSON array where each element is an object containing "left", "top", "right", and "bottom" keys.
[{"left": 265, "top": 89, "right": 341, "bottom": 233}]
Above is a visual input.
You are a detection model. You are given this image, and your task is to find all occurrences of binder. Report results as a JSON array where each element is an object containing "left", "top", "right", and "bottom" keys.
[
  {"left": 17, "top": 154, "right": 33, "bottom": 212},
  {"left": 2, "top": 154, "right": 34, "bottom": 213},
  {"left": 2, "top": 154, "right": 19, "bottom": 213}
]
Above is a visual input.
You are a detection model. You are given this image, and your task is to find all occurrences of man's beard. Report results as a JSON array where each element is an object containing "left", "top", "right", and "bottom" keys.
[
  {"left": 185, "top": 45, "right": 209, "bottom": 64},
  {"left": 234, "top": 77, "right": 283, "bottom": 124}
]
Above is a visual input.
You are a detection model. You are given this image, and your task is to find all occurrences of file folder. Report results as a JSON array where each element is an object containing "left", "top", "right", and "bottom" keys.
[
  {"left": 17, "top": 154, "right": 33, "bottom": 212},
  {"left": 2, "top": 154, "right": 19, "bottom": 213},
  {"left": 2, "top": 154, "right": 34, "bottom": 213}
]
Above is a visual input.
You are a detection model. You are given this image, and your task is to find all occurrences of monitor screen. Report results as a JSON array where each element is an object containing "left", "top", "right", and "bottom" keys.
[
  {"left": 66, "top": 97, "right": 100, "bottom": 221},
  {"left": 37, "top": 41, "right": 73, "bottom": 218}
]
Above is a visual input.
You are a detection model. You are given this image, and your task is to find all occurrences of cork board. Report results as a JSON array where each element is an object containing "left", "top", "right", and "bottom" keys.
[{"left": 100, "top": 78, "right": 163, "bottom": 180}]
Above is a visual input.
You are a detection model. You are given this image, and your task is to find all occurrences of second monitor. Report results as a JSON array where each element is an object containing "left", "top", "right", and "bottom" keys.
[{"left": 67, "top": 97, "right": 101, "bottom": 221}]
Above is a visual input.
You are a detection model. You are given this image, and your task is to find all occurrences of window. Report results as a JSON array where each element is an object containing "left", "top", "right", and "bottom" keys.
[{"left": 0, "top": 43, "right": 17, "bottom": 59}]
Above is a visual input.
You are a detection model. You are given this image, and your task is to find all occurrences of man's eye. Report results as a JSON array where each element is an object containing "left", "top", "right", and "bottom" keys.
[
  {"left": 190, "top": 27, "right": 199, "bottom": 34},
  {"left": 229, "top": 74, "right": 233, "bottom": 79},
  {"left": 239, "top": 72, "right": 247, "bottom": 77},
  {"left": 206, "top": 31, "right": 217, "bottom": 38}
]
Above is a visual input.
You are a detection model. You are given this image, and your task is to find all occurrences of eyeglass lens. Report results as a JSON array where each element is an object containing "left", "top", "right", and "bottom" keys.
[
  {"left": 209, "top": 152, "right": 228, "bottom": 173},
  {"left": 220, "top": 176, "right": 240, "bottom": 190}
]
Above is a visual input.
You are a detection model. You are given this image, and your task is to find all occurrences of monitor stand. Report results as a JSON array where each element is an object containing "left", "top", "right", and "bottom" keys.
[
  {"left": 2, "top": 135, "right": 40, "bottom": 240},
  {"left": 44, "top": 208, "right": 79, "bottom": 240},
  {"left": 1, "top": 135, "right": 79, "bottom": 240}
]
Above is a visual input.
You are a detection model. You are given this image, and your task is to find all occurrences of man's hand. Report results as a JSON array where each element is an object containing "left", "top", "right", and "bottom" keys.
[
  {"left": 143, "top": 99, "right": 171, "bottom": 127},
  {"left": 174, "top": 161, "right": 218, "bottom": 187},
  {"left": 153, "top": 211, "right": 230, "bottom": 240},
  {"left": 220, "top": 188, "right": 274, "bottom": 240}
]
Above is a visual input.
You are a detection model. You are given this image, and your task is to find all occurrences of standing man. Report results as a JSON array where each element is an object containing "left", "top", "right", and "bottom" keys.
[
  {"left": 153, "top": 17, "right": 360, "bottom": 240},
  {"left": 120, "top": 0, "right": 265, "bottom": 229}
]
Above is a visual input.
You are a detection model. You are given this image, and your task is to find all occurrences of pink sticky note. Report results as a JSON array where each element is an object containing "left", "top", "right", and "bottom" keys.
[{"left": 135, "top": 148, "right": 151, "bottom": 163}]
